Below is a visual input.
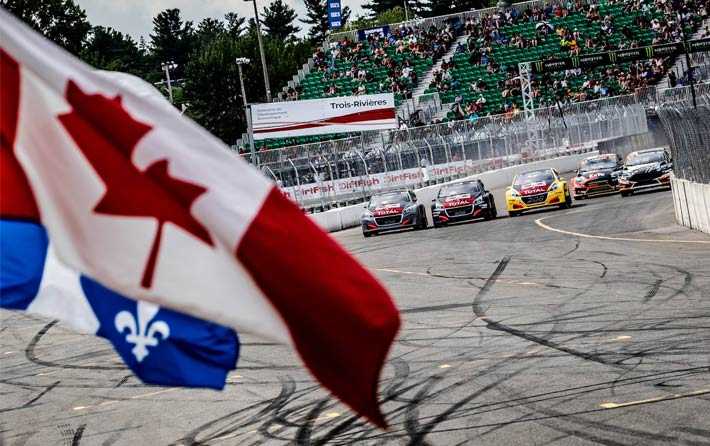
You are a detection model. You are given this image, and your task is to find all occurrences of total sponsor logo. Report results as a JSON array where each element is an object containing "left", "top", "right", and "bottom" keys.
[
  {"left": 373, "top": 204, "right": 404, "bottom": 217},
  {"left": 443, "top": 194, "right": 474, "bottom": 208},
  {"left": 519, "top": 182, "right": 549, "bottom": 196}
]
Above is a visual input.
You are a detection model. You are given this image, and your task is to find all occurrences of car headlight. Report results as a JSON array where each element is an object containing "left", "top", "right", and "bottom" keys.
[
  {"left": 575, "top": 176, "right": 585, "bottom": 183},
  {"left": 510, "top": 189, "right": 520, "bottom": 198},
  {"left": 548, "top": 182, "right": 559, "bottom": 192},
  {"left": 433, "top": 201, "right": 444, "bottom": 211},
  {"left": 403, "top": 205, "right": 418, "bottom": 214},
  {"left": 474, "top": 195, "right": 485, "bottom": 205},
  {"left": 361, "top": 211, "right": 374, "bottom": 219}
]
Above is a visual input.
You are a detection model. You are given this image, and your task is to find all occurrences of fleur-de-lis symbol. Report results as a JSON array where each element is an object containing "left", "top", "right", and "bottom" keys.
[{"left": 114, "top": 302, "right": 170, "bottom": 362}]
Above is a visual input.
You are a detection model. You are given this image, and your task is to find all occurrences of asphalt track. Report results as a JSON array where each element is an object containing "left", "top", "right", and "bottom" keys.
[{"left": 2, "top": 185, "right": 709, "bottom": 445}]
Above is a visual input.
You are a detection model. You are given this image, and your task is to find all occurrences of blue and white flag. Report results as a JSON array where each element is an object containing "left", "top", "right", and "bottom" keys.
[{"left": 1, "top": 219, "right": 239, "bottom": 389}]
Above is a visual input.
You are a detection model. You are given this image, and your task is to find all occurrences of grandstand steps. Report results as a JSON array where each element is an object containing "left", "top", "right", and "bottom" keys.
[{"left": 411, "top": 34, "right": 468, "bottom": 100}]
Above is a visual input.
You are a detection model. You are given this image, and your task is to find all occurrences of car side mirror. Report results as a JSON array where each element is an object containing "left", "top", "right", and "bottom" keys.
[{"left": 412, "top": 196, "right": 417, "bottom": 202}]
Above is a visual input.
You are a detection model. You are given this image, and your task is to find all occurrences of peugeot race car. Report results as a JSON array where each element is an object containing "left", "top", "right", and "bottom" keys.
[
  {"left": 361, "top": 189, "right": 427, "bottom": 237},
  {"left": 569, "top": 153, "right": 621, "bottom": 199},
  {"left": 506, "top": 168, "right": 572, "bottom": 216},
  {"left": 618, "top": 148, "right": 672, "bottom": 197},
  {"left": 431, "top": 179, "right": 497, "bottom": 227}
]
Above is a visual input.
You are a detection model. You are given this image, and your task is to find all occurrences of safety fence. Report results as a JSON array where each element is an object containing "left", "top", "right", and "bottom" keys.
[
  {"left": 242, "top": 97, "right": 647, "bottom": 210},
  {"left": 657, "top": 93, "right": 710, "bottom": 184}
]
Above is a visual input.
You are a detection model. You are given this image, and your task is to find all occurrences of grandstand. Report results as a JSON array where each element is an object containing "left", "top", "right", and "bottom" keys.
[{"left": 243, "top": 0, "right": 707, "bottom": 152}]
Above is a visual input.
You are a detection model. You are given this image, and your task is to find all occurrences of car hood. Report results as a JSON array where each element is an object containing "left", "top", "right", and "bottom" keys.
[
  {"left": 439, "top": 192, "right": 480, "bottom": 208},
  {"left": 371, "top": 202, "right": 407, "bottom": 216},
  {"left": 576, "top": 168, "right": 614, "bottom": 182},
  {"left": 623, "top": 162, "right": 665, "bottom": 179}
]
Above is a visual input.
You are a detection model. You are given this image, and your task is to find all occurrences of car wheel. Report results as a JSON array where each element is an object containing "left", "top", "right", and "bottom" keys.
[
  {"left": 417, "top": 207, "right": 428, "bottom": 230},
  {"left": 508, "top": 210, "right": 519, "bottom": 217},
  {"left": 363, "top": 231, "right": 372, "bottom": 238},
  {"left": 485, "top": 198, "right": 497, "bottom": 220},
  {"left": 620, "top": 190, "right": 631, "bottom": 197}
]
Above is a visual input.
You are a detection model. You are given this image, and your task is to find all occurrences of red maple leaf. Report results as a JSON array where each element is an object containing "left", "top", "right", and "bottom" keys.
[{"left": 58, "top": 80, "right": 213, "bottom": 289}]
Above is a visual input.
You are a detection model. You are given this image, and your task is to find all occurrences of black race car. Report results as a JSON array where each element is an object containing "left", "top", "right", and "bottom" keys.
[
  {"left": 361, "top": 190, "right": 427, "bottom": 237},
  {"left": 431, "top": 179, "right": 497, "bottom": 227},
  {"left": 569, "top": 153, "right": 622, "bottom": 200},
  {"left": 618, "top": 148, "right": 673, "bottom": 197}
]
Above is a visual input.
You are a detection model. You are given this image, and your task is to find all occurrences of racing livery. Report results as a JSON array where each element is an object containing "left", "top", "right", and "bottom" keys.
[
  {"left": 431, "top": 180, "right": 497, "bottom": 227},
  {"left": 570, "top": 153, "right": 621, "bottom": 199},
  {"left": 506, "top": 168, "right": 572, "bottom": 216},
  {"left": 618, "top": 148, "right": 673, "bottom": 197},
  {"left": 361, "top": 190, "right": 427, "bottom": 237}
]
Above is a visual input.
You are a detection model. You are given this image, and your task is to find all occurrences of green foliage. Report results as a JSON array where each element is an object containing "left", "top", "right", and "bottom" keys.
[
  {"left": 1, "top": 0, "right": 91, "bottom": 55},
  {"left": 81, "top": 26, "right": 145, "bottom": 75},
  {"left": 347, "top": 6, "right": 409, "bottom": 30},
  {"left": 3, "top": 2, "right": 314, "bottom": 144},
  {"left": 262, "top": 0, "right": 300, "bottom": 41}
]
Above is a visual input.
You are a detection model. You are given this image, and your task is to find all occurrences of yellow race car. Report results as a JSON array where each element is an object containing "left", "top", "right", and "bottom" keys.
[{"left": 506, "top": 168, "right": 572, "bottom": 217}]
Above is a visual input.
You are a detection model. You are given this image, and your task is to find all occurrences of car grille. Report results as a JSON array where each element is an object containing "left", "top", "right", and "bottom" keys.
[
  {"left": 629, "top": 171, "right": 661, "bottom": 183},
  {"left": 446, "top": 205, "right": 473, "bottom": 217},
  {"left": 521, "top": 193, "right": 547, "bottom": 205},
  {"left": 375, "top": 215, "right": 402, "bottom": 226},
  {"left": 587, "top": 180, "right": 614, "bottom": 192}
]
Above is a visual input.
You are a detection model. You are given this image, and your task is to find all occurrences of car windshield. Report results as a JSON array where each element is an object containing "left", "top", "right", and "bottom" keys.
[
  {"left": 438, "top": 182, "right": 480, "bottom": 197},
  {"left": 513, "top": 170, "right": 554, "bottom": 187},
  {"left": 579, "top": 158, "right": 616, "bottom": 173},
  {"left": 369, "top": 192, "right": 409, "bottom": 208},
  {"left": 626, "top": 152, "right": 665, "bottom": 166}
]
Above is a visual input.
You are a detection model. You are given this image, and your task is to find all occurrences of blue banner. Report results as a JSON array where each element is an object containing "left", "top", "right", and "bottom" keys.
[
  {"left": 327, "top": 0, "right": 342, "bottom": 29},
  {"left": 357, "top": 25, "right": 391, "bottom": 41}
]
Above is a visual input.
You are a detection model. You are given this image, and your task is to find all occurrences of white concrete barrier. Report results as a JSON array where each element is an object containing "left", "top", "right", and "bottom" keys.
[
  {"left": 672, "top": 177, "right": 710, "bottom": 234},
  {"left": 310, "top": 151, "right": 597, "bottom": 233}
]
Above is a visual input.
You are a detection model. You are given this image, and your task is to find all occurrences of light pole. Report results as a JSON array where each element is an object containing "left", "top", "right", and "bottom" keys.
[
  {"left": 235, "top": 57, "right": 250, "bottom": 108},
  {"left": 236, "top": 57, "right": 257, "bottom": 166},
  {"left": 161, "top": 61, "right": 177, "bottom": 103},
  {"left": 403, "top": 0, "right": 409, "bottom": 22},
  {"left": 245, "top": 0, "right": 272, "bottom": 102}
]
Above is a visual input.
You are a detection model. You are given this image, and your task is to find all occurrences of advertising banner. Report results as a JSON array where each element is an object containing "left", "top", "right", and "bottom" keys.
[
  {"left": 357, "top": 25, "right": 391, "bottom": 41},
  {"left": 250, "top": 94, "right": 397, "bottom": 141},
  {"left": 327, "top": 0, "right": 342, "bottom": 29}
]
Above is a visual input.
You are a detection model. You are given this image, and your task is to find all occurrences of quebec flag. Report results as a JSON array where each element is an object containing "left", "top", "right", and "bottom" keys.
[{"left": 1, "top": 219, "right": 240, "bottom": 389}]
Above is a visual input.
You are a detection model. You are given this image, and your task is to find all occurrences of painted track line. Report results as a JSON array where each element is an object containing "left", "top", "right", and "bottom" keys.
[{"left": 535, "top": 215, "right": 710, "bottom": 244}]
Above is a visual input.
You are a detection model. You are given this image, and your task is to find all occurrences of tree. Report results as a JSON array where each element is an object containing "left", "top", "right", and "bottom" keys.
[
  {"left": 301, "top": 0, "right": 351, "bottom": 43},
  {"left": 363, "top": 0, "right": 404, "bottom": 17},
  {"left": 262, "top": 0, "right": 300, "bottom": 41},
  {"left": 81, "top": 26, "right": 145, "bottom": 75},
  {"left": 150, "top": 8, "right": 196, "bottom": 75},
  {"left": 423, "top": 0, "right": 456, "bottom": 17},
  {"left": 225, "top": 12, "right": 246, "bottom": 37},
  {"left": 2, "top": 0, "right": 91, "bottom": 55},
  {"left": 196, "top": 17, "right": 225, "bottom": 46}
]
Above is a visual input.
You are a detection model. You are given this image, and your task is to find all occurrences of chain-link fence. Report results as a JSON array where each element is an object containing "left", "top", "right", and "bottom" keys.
[
  {"left": 657, "top": 94, "right": 710, "bottom": 183},
  {"left": 241, "top": 95, "right": 647, "bottom": 210}
]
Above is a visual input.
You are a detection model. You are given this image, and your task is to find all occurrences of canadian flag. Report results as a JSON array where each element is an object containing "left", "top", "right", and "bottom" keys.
[{"left": 0, "top": 9, "right": 399, "bottom": 427}]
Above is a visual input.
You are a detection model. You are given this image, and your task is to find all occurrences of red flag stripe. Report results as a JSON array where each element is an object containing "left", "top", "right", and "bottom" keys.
[
  {"left": 236, "top": 187, "right": 400, "bottom": 428},
  {"left": 0, "top": 48, "right": 40, "bottom": 221}
]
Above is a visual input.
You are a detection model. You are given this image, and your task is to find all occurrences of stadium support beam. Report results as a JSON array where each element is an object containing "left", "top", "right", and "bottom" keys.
[{"left": 519, "top": 61, "right": 535, "bottom": 120}]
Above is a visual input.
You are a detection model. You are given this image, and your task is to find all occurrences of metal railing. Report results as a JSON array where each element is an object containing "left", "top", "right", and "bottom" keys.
[
  {"left": 657, "top": 93, "right": 710, "bottom": 183},
  {"left": 243, "top": 96, "right": 647, "bottom": 210}
]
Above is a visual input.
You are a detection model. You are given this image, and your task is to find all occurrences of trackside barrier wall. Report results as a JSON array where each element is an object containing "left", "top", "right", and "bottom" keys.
[
  {"left": 657, "top": 93, "right": 710, "bottom": 234},
  {"left": 671, "top": 178, "right": 710, "bottom": 234},
  {"left": 310, "top": 151, "right": 597, "bottom": 232}
]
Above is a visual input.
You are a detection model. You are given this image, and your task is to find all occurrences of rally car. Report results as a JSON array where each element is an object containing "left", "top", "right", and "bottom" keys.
[
  {"left": 618, "top": 148, "right": 673, "bottom": 197},
  {"left": 506, "top": 168, "right": 572, "bottom": 217},
  {"left": 361, "top": 189, "right": 427, "bottom": 237},
  {"left": 569, "top": 153, "right": 622, "bottom": 199},
  {"left": 431, "top": 179, "right": 497, "bottom": 227}
]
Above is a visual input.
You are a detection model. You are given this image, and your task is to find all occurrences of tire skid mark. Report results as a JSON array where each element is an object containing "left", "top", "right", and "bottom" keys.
[
  {"left": 643, "top": 279, "right": 663, "bottom": 303},
  {"left": 471, "top": 257, "right": 628, "bottom": 369},
  {"left": 23, "top": 380, "right": 60, "bottom": 407}
]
